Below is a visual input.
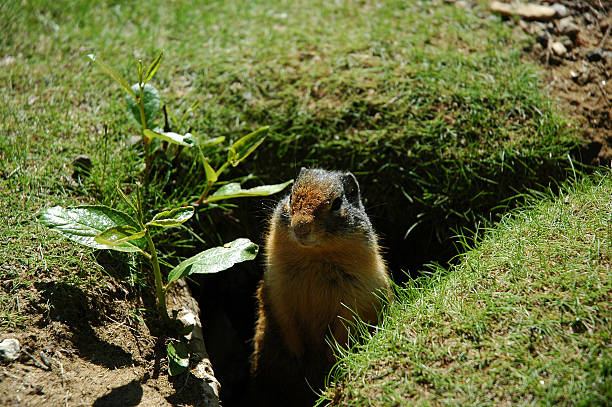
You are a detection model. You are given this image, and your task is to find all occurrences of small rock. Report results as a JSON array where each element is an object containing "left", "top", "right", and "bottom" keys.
[
  {"left": 177, "top": 310, "right": 197, "bottom": 338},
  {"left": 533, "top": 21, "right": 547, "bottom": 32},
  {"left": 586, "top": 48, "right": 603, "bottom": 62},
  {"left": 455, "top": 0, "right": 468, "bottom": 8},
  {"left": 517, "top": 4, "right": 556, "bottom": 20},
  {"left": 551, "top": 42, "right": 567, "bottom": 57},
  {"left": 128, "top": 135, "right": 142, "bottom": 147},
  {"left": 490, "top": 1, "right": 556, "bottom": 21},
  {"left": 490, "top": 0, "right": 513, "bottom": 15},
  {"left": 571, "top": 63, "right": 592, "bottom": 85},
  {"left": 0, "top": 338, "right": 21, "bottom": 361},
  {"left": 518, "top": 19, "right": 530, "bottom": 33},
  {"left": 532, "top": 42, "right": 544, "bottom": 54},
  {"left": 72, "top": 154, "right": 92, "bottom": 178},
  {"left": 558, "top": 17, "right": 580, "bottom": 37},
  {"left": 550, "top": 3, "right": 569, "bottom": 18},
  {"left": 62, "top": 174, "right": 79, "bottom": 189}
]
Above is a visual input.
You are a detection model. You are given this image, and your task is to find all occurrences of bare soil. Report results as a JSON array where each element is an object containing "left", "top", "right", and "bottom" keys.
[
  {"left": 1, "top": 1, "right": 609, "bottom": 407},
  {"left": 517, "top": 0, "right": 611, "bottom": 164},
  {"left": 0, "top": 253, "right": 208, "bottom": 407}
]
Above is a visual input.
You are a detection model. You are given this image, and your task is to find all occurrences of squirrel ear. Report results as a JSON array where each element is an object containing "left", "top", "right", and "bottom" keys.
[
  {"left": 342, "top": 172, "right": 361, "bottom": 204},
  {"left": 298, "top": 167, "right": 308, "bottom": 178}
]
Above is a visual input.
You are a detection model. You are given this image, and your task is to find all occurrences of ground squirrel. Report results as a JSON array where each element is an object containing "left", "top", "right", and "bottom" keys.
[{"left": 250, "top": 168, "right": 391, "bottom": 406}]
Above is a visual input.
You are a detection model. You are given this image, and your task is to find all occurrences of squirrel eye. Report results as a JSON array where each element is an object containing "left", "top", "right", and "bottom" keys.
[{"left": 330, "top": 197, "right": 342, "bottom": 211}]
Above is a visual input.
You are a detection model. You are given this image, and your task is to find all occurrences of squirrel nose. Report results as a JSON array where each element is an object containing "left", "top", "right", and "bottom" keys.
[{"left": 292, "top": 218, "right": 313, "bottom": 237}]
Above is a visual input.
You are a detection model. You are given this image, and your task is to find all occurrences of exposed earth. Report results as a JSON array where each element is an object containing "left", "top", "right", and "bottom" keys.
[
  {"left": 514, "top": 0, "right": 611, "bottom": 164},
  {"left": 1, "top": 1, "right": 609, "bottom": 406}
]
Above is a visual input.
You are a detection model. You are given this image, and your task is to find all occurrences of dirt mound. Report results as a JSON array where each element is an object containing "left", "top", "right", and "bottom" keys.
[
  {"left": 0, "top": 262, "right": 217, "bottom": 407},
  {"left": 507, "top": 0, "right": 611, "bottom": 163}
]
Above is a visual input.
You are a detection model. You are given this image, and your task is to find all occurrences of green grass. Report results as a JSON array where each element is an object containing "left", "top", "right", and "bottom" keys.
[
  {"left": 0, "top": 0, "right": 589, "bottom": 342},
  {"left": 0, "top": 1, "right": 606, "bottom": 403},
  {"left": 2, "top": 0, "right": 584, "bottom": 272},
  {"left": 322, "top": 172, "right": 611, "bottom": 406}
]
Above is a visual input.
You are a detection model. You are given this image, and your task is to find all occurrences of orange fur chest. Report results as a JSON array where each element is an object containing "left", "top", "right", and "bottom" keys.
[{"left": 264, "top": 227, "right": 387, "bottom": 355}]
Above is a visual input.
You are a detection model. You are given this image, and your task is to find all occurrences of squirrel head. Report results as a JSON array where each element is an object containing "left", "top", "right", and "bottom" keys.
[{"left": 277, "top": 168, "right": 373, "bottom": 248}]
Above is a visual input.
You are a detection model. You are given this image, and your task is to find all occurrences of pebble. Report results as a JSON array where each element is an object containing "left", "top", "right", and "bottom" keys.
[
  {"left": 551, "top": 42, "right": 567, "bottom": 57},
  {"left": 490, "top": 1, "right": 556, "bottom": 21},
  {"left": 0, "top": 338, "right": 21, "bottom": 361},
  {"left": 558, "top": 17, "right": 580, "bottom": 37},
  {"left": 550, "top": 3, "right": 569, "bottom": 18},
  {"left": 586, "top": 48, "right": 603, "bottom": 62},
  {"left": 570, "top": 63, "right": 592, "bottom": 85},
  {"left": 128, "top": 135, "right": 142, "bottom": 147}
]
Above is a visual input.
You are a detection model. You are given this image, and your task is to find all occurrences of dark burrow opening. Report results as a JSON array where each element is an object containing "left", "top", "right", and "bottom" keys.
[
  {"left": 186, "top": 143, "right": 602, "bottom": 405},
  {"left": 187, "top": 193, "right": 461, "bottom": 406}
]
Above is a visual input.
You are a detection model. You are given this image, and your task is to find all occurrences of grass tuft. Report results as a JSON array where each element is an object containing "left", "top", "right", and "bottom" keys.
[
  {"left": 1, "top": 0, "right": 586, "bottom": 275},
  {"left": 322, "top": 171, "right": 611, "bottom": 406}
]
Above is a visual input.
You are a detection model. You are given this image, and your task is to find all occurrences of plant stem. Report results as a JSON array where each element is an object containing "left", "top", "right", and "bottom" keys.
[
  {"left": 194, "top": 156, "right": 229, "bottom": 204},
  {"left": 144, "top": 228, "right": 168, "bottom": 320},
  {"left": 215, "top": 161, "right": 230, "bottom": 178},
  {"left": 195, "top": 181, "right": 213, "bottom": 205},
  {"left": 138, "top": 84, "right": 151, "bottom": 173}
]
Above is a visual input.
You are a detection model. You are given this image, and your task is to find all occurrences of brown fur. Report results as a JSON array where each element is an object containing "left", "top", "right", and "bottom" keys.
[{"left": 249, "top": 170, "right": 391, "bottom": 406}]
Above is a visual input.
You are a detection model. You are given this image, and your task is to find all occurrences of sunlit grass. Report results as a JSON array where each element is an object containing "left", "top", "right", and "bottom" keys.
[{"left": 323, "top": 172, "right": 611, "bottom": 406}]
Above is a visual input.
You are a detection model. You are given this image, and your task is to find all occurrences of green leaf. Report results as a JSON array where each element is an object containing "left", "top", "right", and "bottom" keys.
[
  {"left": 37, "top": 205, "right": 145, "bottom": 252},
  {"left": 206, "top": 180, "right": 293, "bottom": 203},
  {"left": 146, "top": 206, "right": 194, "bottom": 228},
  {"left": 203, "top": 158, "right": 218, "bottom": 184},
  {"left": 143, "top": 129, "right": 194, "bottom": 147},
  {"left": 200, "top": 136, "right": 226, "bottom": 147},
  {"left": 167, "top": 238, "right": 259, "bottom": 284},
  {"left": 126, "top": 83, "right": 160, "bottom": 127},
  {"left": 116, "top": 183, "right": 138, "bottom": 213},
  {"left": 88, "top": 54, "right": 137, "bottom": 100},
  {"left": 180, "top": 322, "right": 195, "bottom": 336},
  {"left": 144, "top": 51, "right": 163, "bottom": 83},
  {"left": 227, "top": 126, "right": 269, "bottom": 167},
  {"left": 167, "top": 340, "right": 189, "bottom": 376},
  {"left": 94, "top": 225, "right": 146, "bottom": 246},
  {"left": 137, "top": 59, "right": 144, "bottom": 84}
]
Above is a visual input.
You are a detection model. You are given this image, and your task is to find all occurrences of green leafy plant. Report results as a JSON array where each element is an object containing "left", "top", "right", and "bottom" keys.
[
  {"left": 166, "top": 340, "right": 190, "bottom": 376},
  {"left": 88, "top": 51, "right": 291, "bottom": 204},
  {"left": 88, "top": 52, "right": 164, "bottom": 172},
  {"left": 37, "top": 185, "right": 259, "bottom": 320},
  {"left": 193, "top": 126, "right": 293, "bottom": 204},
  {"left": 43, "top": 51, "right": 294, "bottom": 376}
]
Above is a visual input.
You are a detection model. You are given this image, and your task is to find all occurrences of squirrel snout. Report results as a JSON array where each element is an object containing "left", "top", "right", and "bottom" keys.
[
  {"left": 290, "top": 216, "right": 318, "bottom": 245},
  {"left": 291, "top": 217, "right": 313, "bottom": 237}
]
